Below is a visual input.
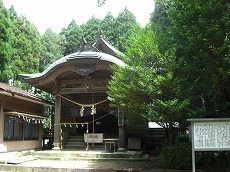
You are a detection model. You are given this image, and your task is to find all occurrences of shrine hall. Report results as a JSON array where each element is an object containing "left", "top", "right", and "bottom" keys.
[{"left": 20, "top": 34, "right": 127, "bottom": 151}]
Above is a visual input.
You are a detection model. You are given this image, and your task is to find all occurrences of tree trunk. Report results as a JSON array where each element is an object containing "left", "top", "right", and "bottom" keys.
[{"left": 167, "top": 123, "right": 176, "bottom": 145}]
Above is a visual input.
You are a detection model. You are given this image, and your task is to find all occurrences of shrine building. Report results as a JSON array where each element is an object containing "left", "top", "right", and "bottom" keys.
[{"left": 19, "top": 34, "right": 127, "bottom": 151}]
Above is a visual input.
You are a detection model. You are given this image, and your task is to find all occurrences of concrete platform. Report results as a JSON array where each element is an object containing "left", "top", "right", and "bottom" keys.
[
  {"left": 31, "top": 150, "right": 149, "bottom": 161},
  {"left": 0, "top": 150, "right": 157, "bottom": 172}
]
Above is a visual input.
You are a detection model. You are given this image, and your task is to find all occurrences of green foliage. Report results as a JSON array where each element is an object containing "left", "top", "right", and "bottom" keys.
[
  {"left": 109, "top": 25, "right": 189, "bottom": 145},
  {"left": 196, "top": 152, "right": 230, "bottom": 170},
  {"left": 8, "top": 7, "right": 41, "bottom": 80},
  {"left": 97, "top": 0, "right": 106, "bottom": 7},
  {"left": 158, "top": 141, "right": 230, "bottom": 170},
  {"left": 42, "top": 115, "right": 52, "bottom": 128},
  {"left": 81, "top": 16, "right": 102, "bottom": 44},
  {"left": 59, "top": 8, "right": 141, "bottom": 53},
  {"left": 0, "top": 1, "right": 12, "bottom": 82},
  {"left": 34, "top": 88, "right": 53, "bottom": 128},
  {"left": 113, "top": 7, "right": 141, "bottom": 52},
  {"left": 100, "top": 12, "right": 116, "bottom": 45},
  {"left": 151, "top": 0, "right": 230, "bottom": 118},
  {"left": 40, "top": 29, "right": 63, "bottom": 72},
  {"left": 60, "top": 20, "right": 83, "bottom": 55},
  {"left": 158, "top": 142, "right": 192, "bottom": 169}
]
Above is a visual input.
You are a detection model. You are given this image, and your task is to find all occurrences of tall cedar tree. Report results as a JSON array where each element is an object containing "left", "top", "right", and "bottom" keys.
[
  {"left": 40, "top": 29, "right": 63, "bottom": 72},
  {"left": 0, "top": 1, "right": 12, "bottom": 82},
  {"left": 100, "top": 12, "right": 116, "bottom": 46},
  {"left": 114, "top": 7, "right": 141, "bottom": 52},
  {"left": 8, "top": 6, "right": 41, "bottom": 84},
  {"left": 60, "top": 20, "right": 83, "bottom": 56},
  {"left": 81, "top": 16, "right": 102, "bottom": 44}
]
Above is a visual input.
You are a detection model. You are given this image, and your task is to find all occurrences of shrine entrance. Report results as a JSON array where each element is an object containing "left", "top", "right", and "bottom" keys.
[
  {"left": 20, "top": 34, "right": 126, "bottom": 151},
  {"left": 60, "top": 93, "right": 117, "bottom": 135},
  {"left": 58, "top": 92, "right": 119, "bottom": 150}
]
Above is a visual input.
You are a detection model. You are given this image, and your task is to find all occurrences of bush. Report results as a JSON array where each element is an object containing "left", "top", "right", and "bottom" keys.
[
  {"left": 196, "top": 151, "right": 230, "bottom": 170},
  {"left": 157, "top": 142, "right": 192, "bottom": 169},
  {"left": 157, "top": 141, "right": 230, "bottom": 170}
]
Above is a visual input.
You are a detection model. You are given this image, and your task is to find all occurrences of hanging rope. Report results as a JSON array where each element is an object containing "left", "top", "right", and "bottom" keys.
[
  {"left": 57, "top": 94, "right": 107, "bottom": 107},
  {"left": 57, "top": 94, "right": 107, "bottom": 117},
  {"left": 88, "top": 110, "right": 117, "bottom": 124}
]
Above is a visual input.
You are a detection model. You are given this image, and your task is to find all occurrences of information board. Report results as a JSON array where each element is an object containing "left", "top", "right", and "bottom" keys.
[
  {"left": 193, "top": 122, "right": 230, "bottom": 150},
  {"left": 188, "top": 118, "right": 230, "bottom": 172}
]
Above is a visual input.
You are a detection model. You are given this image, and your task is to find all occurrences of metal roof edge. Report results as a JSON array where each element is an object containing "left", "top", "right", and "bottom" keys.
[{"left": 187, "top": 118, "right": 230, "bottom": 122}]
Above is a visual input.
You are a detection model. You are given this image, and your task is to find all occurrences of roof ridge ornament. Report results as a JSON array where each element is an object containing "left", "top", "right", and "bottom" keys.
[
  {"left": 99, "top": 29, "right": 104, "bottom": 38},
  {"left": 98, "top": 29, "right": 110, "bottom": 43},
  {"left": 80, "top": 36, "right": 99, "bottom": 52}
]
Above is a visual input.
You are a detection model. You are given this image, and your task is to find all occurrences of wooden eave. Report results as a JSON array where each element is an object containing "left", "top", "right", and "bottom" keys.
[{"left": 0, "top": 83, "right": 53, "bottom": 106}]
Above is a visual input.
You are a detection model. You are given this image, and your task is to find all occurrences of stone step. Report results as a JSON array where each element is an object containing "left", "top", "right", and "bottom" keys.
[
  {"left": 64, "top": 134, "right": 86, "bottom": 150},
  {"left": 68, "top": 136, "right": 84, "bottom": 139},
  {"left": 31, "top": 151, "right": 149, "bottom": 161},
  {"left": 66, "top": 138, "right": 84, "bottom": 141},
  {"left": 7, "top": 155, "right": 37, "bottom": 165},
  {"left": 65, "top": 142, "right": 86, "bottom": 145}
]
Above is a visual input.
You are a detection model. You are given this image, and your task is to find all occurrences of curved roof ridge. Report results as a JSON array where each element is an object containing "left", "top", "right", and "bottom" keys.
[{"left": 19, "top": 51, "right": 126, "bottom": 80}]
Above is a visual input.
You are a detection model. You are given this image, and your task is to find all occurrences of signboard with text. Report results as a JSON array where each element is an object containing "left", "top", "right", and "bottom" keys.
[
  {"left": 188, "top": 118, "right": 230, "bottom": 172},
  {"left": 193, "top": 122, "right": 230, "bottom": 150}
]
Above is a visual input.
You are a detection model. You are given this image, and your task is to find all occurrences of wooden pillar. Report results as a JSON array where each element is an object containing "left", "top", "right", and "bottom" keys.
[
  {"left": 117, "top": 109, "right": 125, "bottom": 152},
  {"left": 53, "top": 95, "right": 61, "bottom": 150}
]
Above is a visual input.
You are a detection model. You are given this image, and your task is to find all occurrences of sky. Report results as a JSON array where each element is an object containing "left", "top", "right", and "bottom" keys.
[{"left": 2, "top": 0, "right": 155, "bottom": 35}]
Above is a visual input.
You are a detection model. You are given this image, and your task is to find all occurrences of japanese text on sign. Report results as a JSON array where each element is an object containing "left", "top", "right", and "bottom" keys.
[{"left": 194, "top": 122, "right": 230, "bottom": 149}]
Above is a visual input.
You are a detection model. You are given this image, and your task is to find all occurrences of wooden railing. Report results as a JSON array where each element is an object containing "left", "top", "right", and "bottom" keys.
[{"left": 60, "top": 126, "right": 70, "bottom": 150}]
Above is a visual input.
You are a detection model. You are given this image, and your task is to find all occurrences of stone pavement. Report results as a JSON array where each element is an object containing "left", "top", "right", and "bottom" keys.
[
  {"left": 0, "top": 151, "right": 165, "bottom": 172},
  {"left": 0, "top": 159, "right": 164, "bottom": 172},
  {"left": 0, "top": 151, "right": 201, "bottom": 172}
]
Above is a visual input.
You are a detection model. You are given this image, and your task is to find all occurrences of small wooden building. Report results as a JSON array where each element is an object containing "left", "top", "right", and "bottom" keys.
[
  {"left": 0, "top": 82, "right": 51, "bottom": 152},
  {"left": 20, "top": 35, "right": 127, "bottom": 150}
]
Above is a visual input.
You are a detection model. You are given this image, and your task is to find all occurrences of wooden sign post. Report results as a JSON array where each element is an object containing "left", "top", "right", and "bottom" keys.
[{"left": 187, "top": 118, "right": 230, "bottom": 172}]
